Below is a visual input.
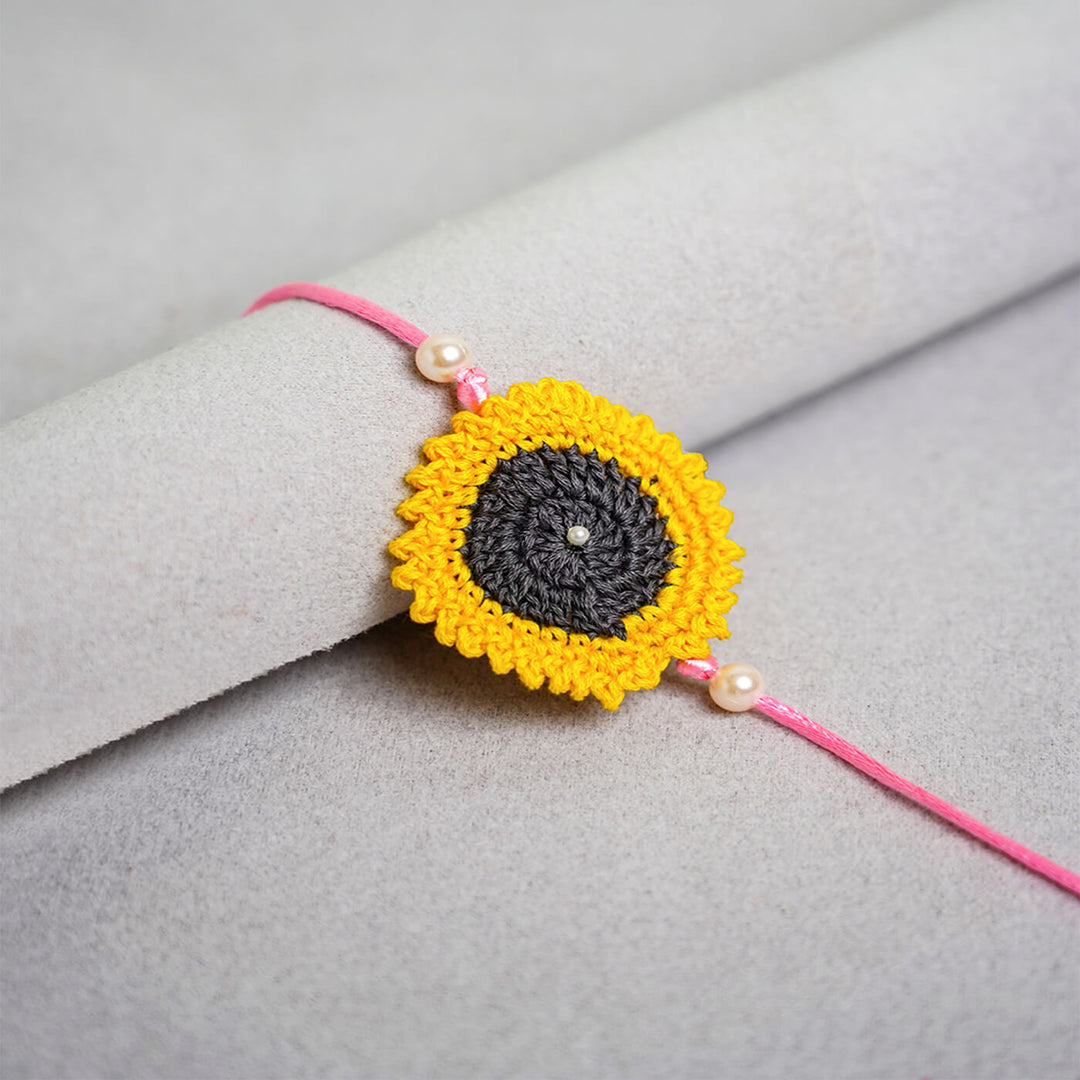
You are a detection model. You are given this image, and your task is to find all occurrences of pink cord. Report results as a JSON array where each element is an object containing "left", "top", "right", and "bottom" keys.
[
  {"left": 245, "top": 281, "right": 1077, "bottom": 897},
  {"left": 244, "top": 282, "right": 428, "bottom": 347},
  {"left": 455, "top": 366, "right": 490, "bottom": 410},
  {"left": 677, "top": 657, "right": 719, "bottom": 681},
  {"left": 753, "top": 694, "right": 1080, "bottom": 898},
  {"left": 244, "top": 281, "right": 491, "bottom": 413}
]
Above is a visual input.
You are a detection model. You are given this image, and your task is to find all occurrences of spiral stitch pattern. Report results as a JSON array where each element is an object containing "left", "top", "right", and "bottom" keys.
[
  {"left": 461, "top": 444, "right": 677, "bottom": 639},
  {"left": 388, "top": 378, "right": 743, "bottom": 709}
]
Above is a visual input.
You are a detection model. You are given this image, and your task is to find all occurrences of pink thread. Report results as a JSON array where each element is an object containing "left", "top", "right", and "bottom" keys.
[
  {"left": 677, "top": 656, "right": 719, "bottom": 681},
  {"left": 244, "top": 282, "right": 428, "bottom": 348},
  {"left": 244, "top": 282, "right": 1077, "bottom": 898},
  {"left": 753, "top": 694, "right": 1080, "bottom": 898},
  {"left": 456, "top": 366, "right": 490, "bottom": 412}
]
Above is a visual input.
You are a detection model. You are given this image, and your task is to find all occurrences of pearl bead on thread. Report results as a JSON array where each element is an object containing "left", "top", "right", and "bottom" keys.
[
  {"left": 566, "top": 524, "right": 591, "bottom": 546},
  {"left": 708, "top": 662, "right": 765, "bottom": 712},
  {"left": 415, "top": 334, "right": 473, "bottom": 383}
]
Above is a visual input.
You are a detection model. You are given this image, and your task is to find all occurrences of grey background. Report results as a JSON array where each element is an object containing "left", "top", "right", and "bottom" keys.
[
  {"left": 4, "top": 277, "right": 1078, "bottom": 1079},
  {"left": 4, "top": 0, "right": 1077, "bottom": 789},
  {"left": 2, "top": 0, "right": 1079, "bottom": 1077},
  {"left": 1, "top": 0, "right": 949, "bottom": 421}
]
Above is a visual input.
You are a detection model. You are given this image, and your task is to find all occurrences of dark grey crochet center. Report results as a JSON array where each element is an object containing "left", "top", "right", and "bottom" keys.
[{"left": 460, "top": 444, "right": 677, "bottom": 639}]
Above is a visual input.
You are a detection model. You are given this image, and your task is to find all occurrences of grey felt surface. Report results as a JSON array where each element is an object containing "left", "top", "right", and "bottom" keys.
[
  {"left": 0, "top": 0, "right": 950, "bottom": 421},
  {"left": 4, "top": 0, "right": 1078, "bottom": 788},
  {"left": 3, "top": 274, "right": 1077, "bottom": 1080}
]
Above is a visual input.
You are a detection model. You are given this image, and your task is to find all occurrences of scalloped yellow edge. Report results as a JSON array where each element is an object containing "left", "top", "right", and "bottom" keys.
[{"left": 388, "top": 378, "right": 743, "bottom": 709}]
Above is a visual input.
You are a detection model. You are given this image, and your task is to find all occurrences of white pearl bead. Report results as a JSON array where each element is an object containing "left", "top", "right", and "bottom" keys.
[
  {"left": 415, "top": 334, "right": 473, "bottom": 383},
  {"left": 708, "top": 662, "right": 765, "bottom": 712},
  {"left": 566, "top": 524, "right": 591, "bottom": 546}
]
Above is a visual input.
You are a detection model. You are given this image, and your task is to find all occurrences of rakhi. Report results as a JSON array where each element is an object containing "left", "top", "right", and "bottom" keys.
[{"left": 245, "top": 282, "right": 1080, "bottom": 899}]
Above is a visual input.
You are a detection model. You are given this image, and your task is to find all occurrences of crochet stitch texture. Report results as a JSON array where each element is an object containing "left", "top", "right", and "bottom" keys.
[
  {"left": 461, "top": 443, "right": 678, "bottom": 639},
  {"left": 388, "top": 378, "right": 743, "bottom": 708}
]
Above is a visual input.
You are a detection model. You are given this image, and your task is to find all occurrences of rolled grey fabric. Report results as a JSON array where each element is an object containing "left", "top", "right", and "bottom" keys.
[
  {"left": 0, "top": 0, "right": 945, "bottom": 423},
  {"left": 2, "top": 0, "right": 1077, "bottom": 788}
]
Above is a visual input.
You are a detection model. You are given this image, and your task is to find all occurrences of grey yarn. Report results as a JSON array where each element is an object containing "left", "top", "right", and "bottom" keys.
[{"left": 461, "top": 444, "right": 677, "bottom": 639}]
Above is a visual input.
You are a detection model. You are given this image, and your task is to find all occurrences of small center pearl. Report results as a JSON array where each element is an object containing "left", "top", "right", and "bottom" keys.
[{"left": 566, "top": 524, "right": 591, "bottom": 547}]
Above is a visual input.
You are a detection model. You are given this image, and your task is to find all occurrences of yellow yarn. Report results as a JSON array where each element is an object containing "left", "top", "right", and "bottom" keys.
[{"left": 388, "top": 378, "right": 743, "bottom": 709}]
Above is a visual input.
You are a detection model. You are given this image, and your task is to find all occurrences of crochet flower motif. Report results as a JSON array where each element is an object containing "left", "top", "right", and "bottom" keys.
[{"left": 388, "top": 378, "right": 743, "bottom": 709}]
